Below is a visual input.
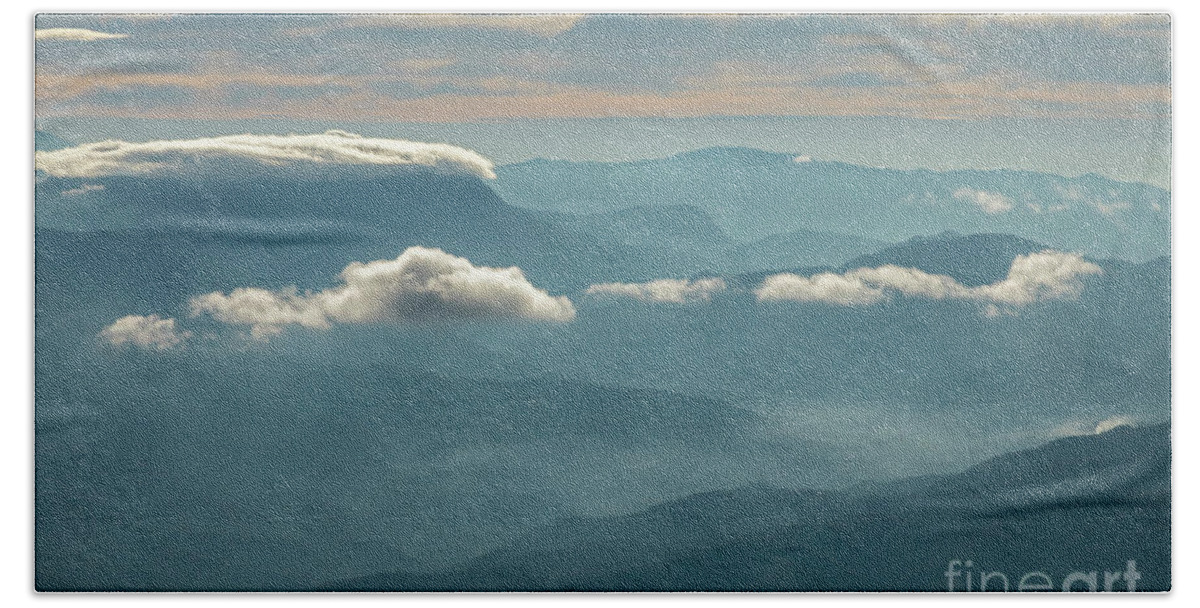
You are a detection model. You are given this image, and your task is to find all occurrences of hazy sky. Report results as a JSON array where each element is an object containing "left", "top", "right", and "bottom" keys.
[{"left": 35, "top": 13, "right": 1171, "bottom": 186}]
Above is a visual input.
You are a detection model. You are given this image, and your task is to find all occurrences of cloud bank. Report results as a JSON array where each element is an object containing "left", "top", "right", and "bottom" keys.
[
  {"left": 351, "top": 14, "right": 583, "bottom": 36},
  {"left": 756, "top": 250, "right": 1102, "bottom": 311},
  {"left": 191, "top": 247, "right": 575, "bottom": 339},
  {"left": 100, "top": 315, "right": 191, "bottom": 351},
  {"left": 586, "top": 278, "right": 727, "bottom": 304},
  {"left": 34, "top": 130, "right": 496, "bottom": 179},
  {"left": 36, "top": 28, "right": 128, "bottom": 41}
]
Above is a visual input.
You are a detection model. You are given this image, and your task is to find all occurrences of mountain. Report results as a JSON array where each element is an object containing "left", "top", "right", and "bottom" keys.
[
  {"left": 728, "top": 229, "right": 888, "bottom": 273},
  {"left": 842, "top": 232, "right": 1049, "bottom": 286},
  {"left": 34, "top": 129, "right": 72, "bottom": 151},
  {"left": 36, "top": 159, "right": 892, "bottom": 294},
  {"left": 487, "top": 231, "right": 1170, "bottom": 414},
  {"left": 551, "top": 204, "right": 887, "bottom": 277},
  {"left": 339, "top": 422, "right": 1170, "bottom": 591},
  {"left": 494, "top": 148, "right": 1170, "bottom": 261},
  {"left": 35, "top": 167, "right": 682, "bottom": 292},
  {"left": 34, "top": 348, "right": 774, "bottom": 591},
  {"left": 35, "top": 149, "right": 1171, "bottom": 592}
]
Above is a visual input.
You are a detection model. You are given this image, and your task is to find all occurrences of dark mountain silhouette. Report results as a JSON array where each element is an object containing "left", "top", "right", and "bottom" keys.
[{"left": 338, "top": 422, "right": 1169, "bottom": 591}]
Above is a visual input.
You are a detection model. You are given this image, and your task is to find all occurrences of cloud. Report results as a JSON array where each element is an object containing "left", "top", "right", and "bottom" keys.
[
  {"left": 969, "top": 251, "right": 1103, "bottom": 306},
  {"left": 1094, "top": 415, "right": 1137, "bottom": 434},
  {"left": 348, "top": 14, "right": 584, "bottom": 36},
  {"left": 38, "top": 71, "right": 1169, "bottom": 123},
  {"left": 190, "top": 247, "right": 575, "bottom": 339},
  {"left": 60, "top": 183, "right": 104, "bottom": 197},
  {"left": 1053, "top": 415, "right": 1138, "bottom": 437},
  {"left": 34, "top": 130, "right": 496, "bottom": 179},
  {"left": 953, "top": 187, "right": 1014, "bottom": 214},
  {"left": 586, "top": 278, "right": 727, "bottom": 303},
  {"left": 35, "top": 28, "right": 127, "bottom": 41},
  {"left": 756, "top": 250, "right": 1102, "bottom": 311},
  {"left": 755, "top": 273, "right": 886, "bottom": 306},
  {"left": 100, "top": 315, "right": 191, "bottom": 351}
]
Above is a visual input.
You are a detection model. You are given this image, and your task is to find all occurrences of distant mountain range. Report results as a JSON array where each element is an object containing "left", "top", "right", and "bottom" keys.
[
  {"left": 35, "top": 154, "right": 886, "bottom": 287},
  {"left": 338, "top": 422, "right": 1170, "bottom": 591},
  {"left": 495, "top": 147, "right": 1170, "bottom": 262},
  {"left": 34, "top": 134, "right": 1171, "bottom": 592}
]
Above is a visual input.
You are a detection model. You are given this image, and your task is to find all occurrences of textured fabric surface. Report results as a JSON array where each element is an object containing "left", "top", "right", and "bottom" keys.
[{"left": 34, "top": 13, "right": 1170, "bottom": 592}]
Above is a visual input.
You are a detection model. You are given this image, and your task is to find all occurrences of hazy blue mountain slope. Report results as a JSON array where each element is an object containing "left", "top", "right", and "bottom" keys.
[
  {"left": 486, "top": 234, "right": 1169, "bottom": 412},
  {"left": 843, "top": 232, "right": 1048, "bottom": 285},
  {"left": 38, "top": 227, "right": 1169, "bottom": 468},
  {"left": 34, "top": 130, "right": 72, "bottom": 151},
  {"left": 340, "top": 423, "right": 1169, "bottom": 591},
  {"left": 36, "top": 343, "right": 801, "bottom": 591},
  {"left": 35, "top": 164, "right": 1170, "bottom": 592},
  {"left": 35, "top": 168, "right": 626, "bottom": 291},
  {"left": 494, "top": 148, "right": 1170, "bottom": 261},
  {"left": 549, "top": 204, "right": 888, "bottom": 275},
  {"left": 38, "top": 165, "right": 876, "bottom": 288},
  {"left": 729, "top": 229, "right": 888, "bottom": 273}
]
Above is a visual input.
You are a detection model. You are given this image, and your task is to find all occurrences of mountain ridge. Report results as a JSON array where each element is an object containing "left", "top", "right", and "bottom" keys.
[
  {"left": 494, "top": 147, "right": 1170, "bottom": 261},
  {"left": 336, "top": 422, "right": 1169, "bottom": 591}
]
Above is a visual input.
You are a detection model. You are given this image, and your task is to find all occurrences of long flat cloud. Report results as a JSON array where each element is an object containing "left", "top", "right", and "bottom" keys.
[
  {"left": 34, "top": 130, "right": 496, "bottom": 179},
  {"left": 347, "top": 14, "right": 584, "bottom": 36},
  {"left": 756, "top": 250, "right": 1102, "bottom": 310},
  {"left": 586, "top": 278, "right": 727, "bottom": 303},
  {"left": 190, "top": 247, "right": 575, "bottom": 339},
  {"left": 100, "top": 315, "right": 191, "bottom": 350},
  {"left": 36, "top": 28, "right": 128, "bottom": 41}
]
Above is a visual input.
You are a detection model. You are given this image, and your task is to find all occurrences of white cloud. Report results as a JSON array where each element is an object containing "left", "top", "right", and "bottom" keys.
[
  {"left": 793, "top": 155, "right": 812, "bottom": 163},
  {"left": 1053, "top": 415, "right": 1138, "bottom": 437},
  {"left": 586, "top": 278, "right": 727, "bottom": 303},
  {"left": 756, "top": 250, "right": 1102, "bottom": 311},
  {"left": 34, "top": 130, "right": 496, "bottom": 179},
  {"left": 970, "top": 251, "right": 1103, "bottom": 306},
  {"left": 190, "top": 246, "right": 575, "bottom": 339},
  {"left": 1094, "top": 415, "right": 1137, "bottom": 435},
  {"left": 100, "top": 315, "right": 191, "bottom": 351},
  {"left": 953, "top": 187, "right": 1013, "bottom": 214},
  {"left": 756, "top": 273, "right": 885, "bottom": 306},
  {"left": 36, "top": 28, "right": 128, "bottom": 41}
]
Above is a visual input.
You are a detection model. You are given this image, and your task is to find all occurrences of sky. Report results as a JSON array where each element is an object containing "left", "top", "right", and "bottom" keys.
[{"left": 34, "top": 13, "right": 1172, "bottom": 185}]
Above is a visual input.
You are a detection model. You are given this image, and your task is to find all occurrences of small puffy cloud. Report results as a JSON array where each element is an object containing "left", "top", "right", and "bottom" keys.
[
  {"left": 793, "top": 155, "right": 812, "bottom": 163},
  {"left": 586, "top": 278, "right": 727, "bottom": 303},
  {"left": 970, "top": 250, "right": 1103, "bottom": 306},
  {"left": 756, "top": 250, "right": 1102, "bottom": 311},
  {"left": 1053, "top": 415, "right": 1138, "bottom": 437},
  {"left": 1094, "top": 415, "right": 1137, "bottom": 435},
  {"left": 100, "top": 315, "right": 191, "bottom": 351},
  {"left": 34, "top": 130, "right": 495, "bottom": 179},
  {"left": 953, "top": 187, "right": 1014, "bottom": 214},
  {"left": 191, "top": 247, "right": 575, "bottom": 339},
  {"left": 36, "top": 28, "right": 127, "bottom": 41}
]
